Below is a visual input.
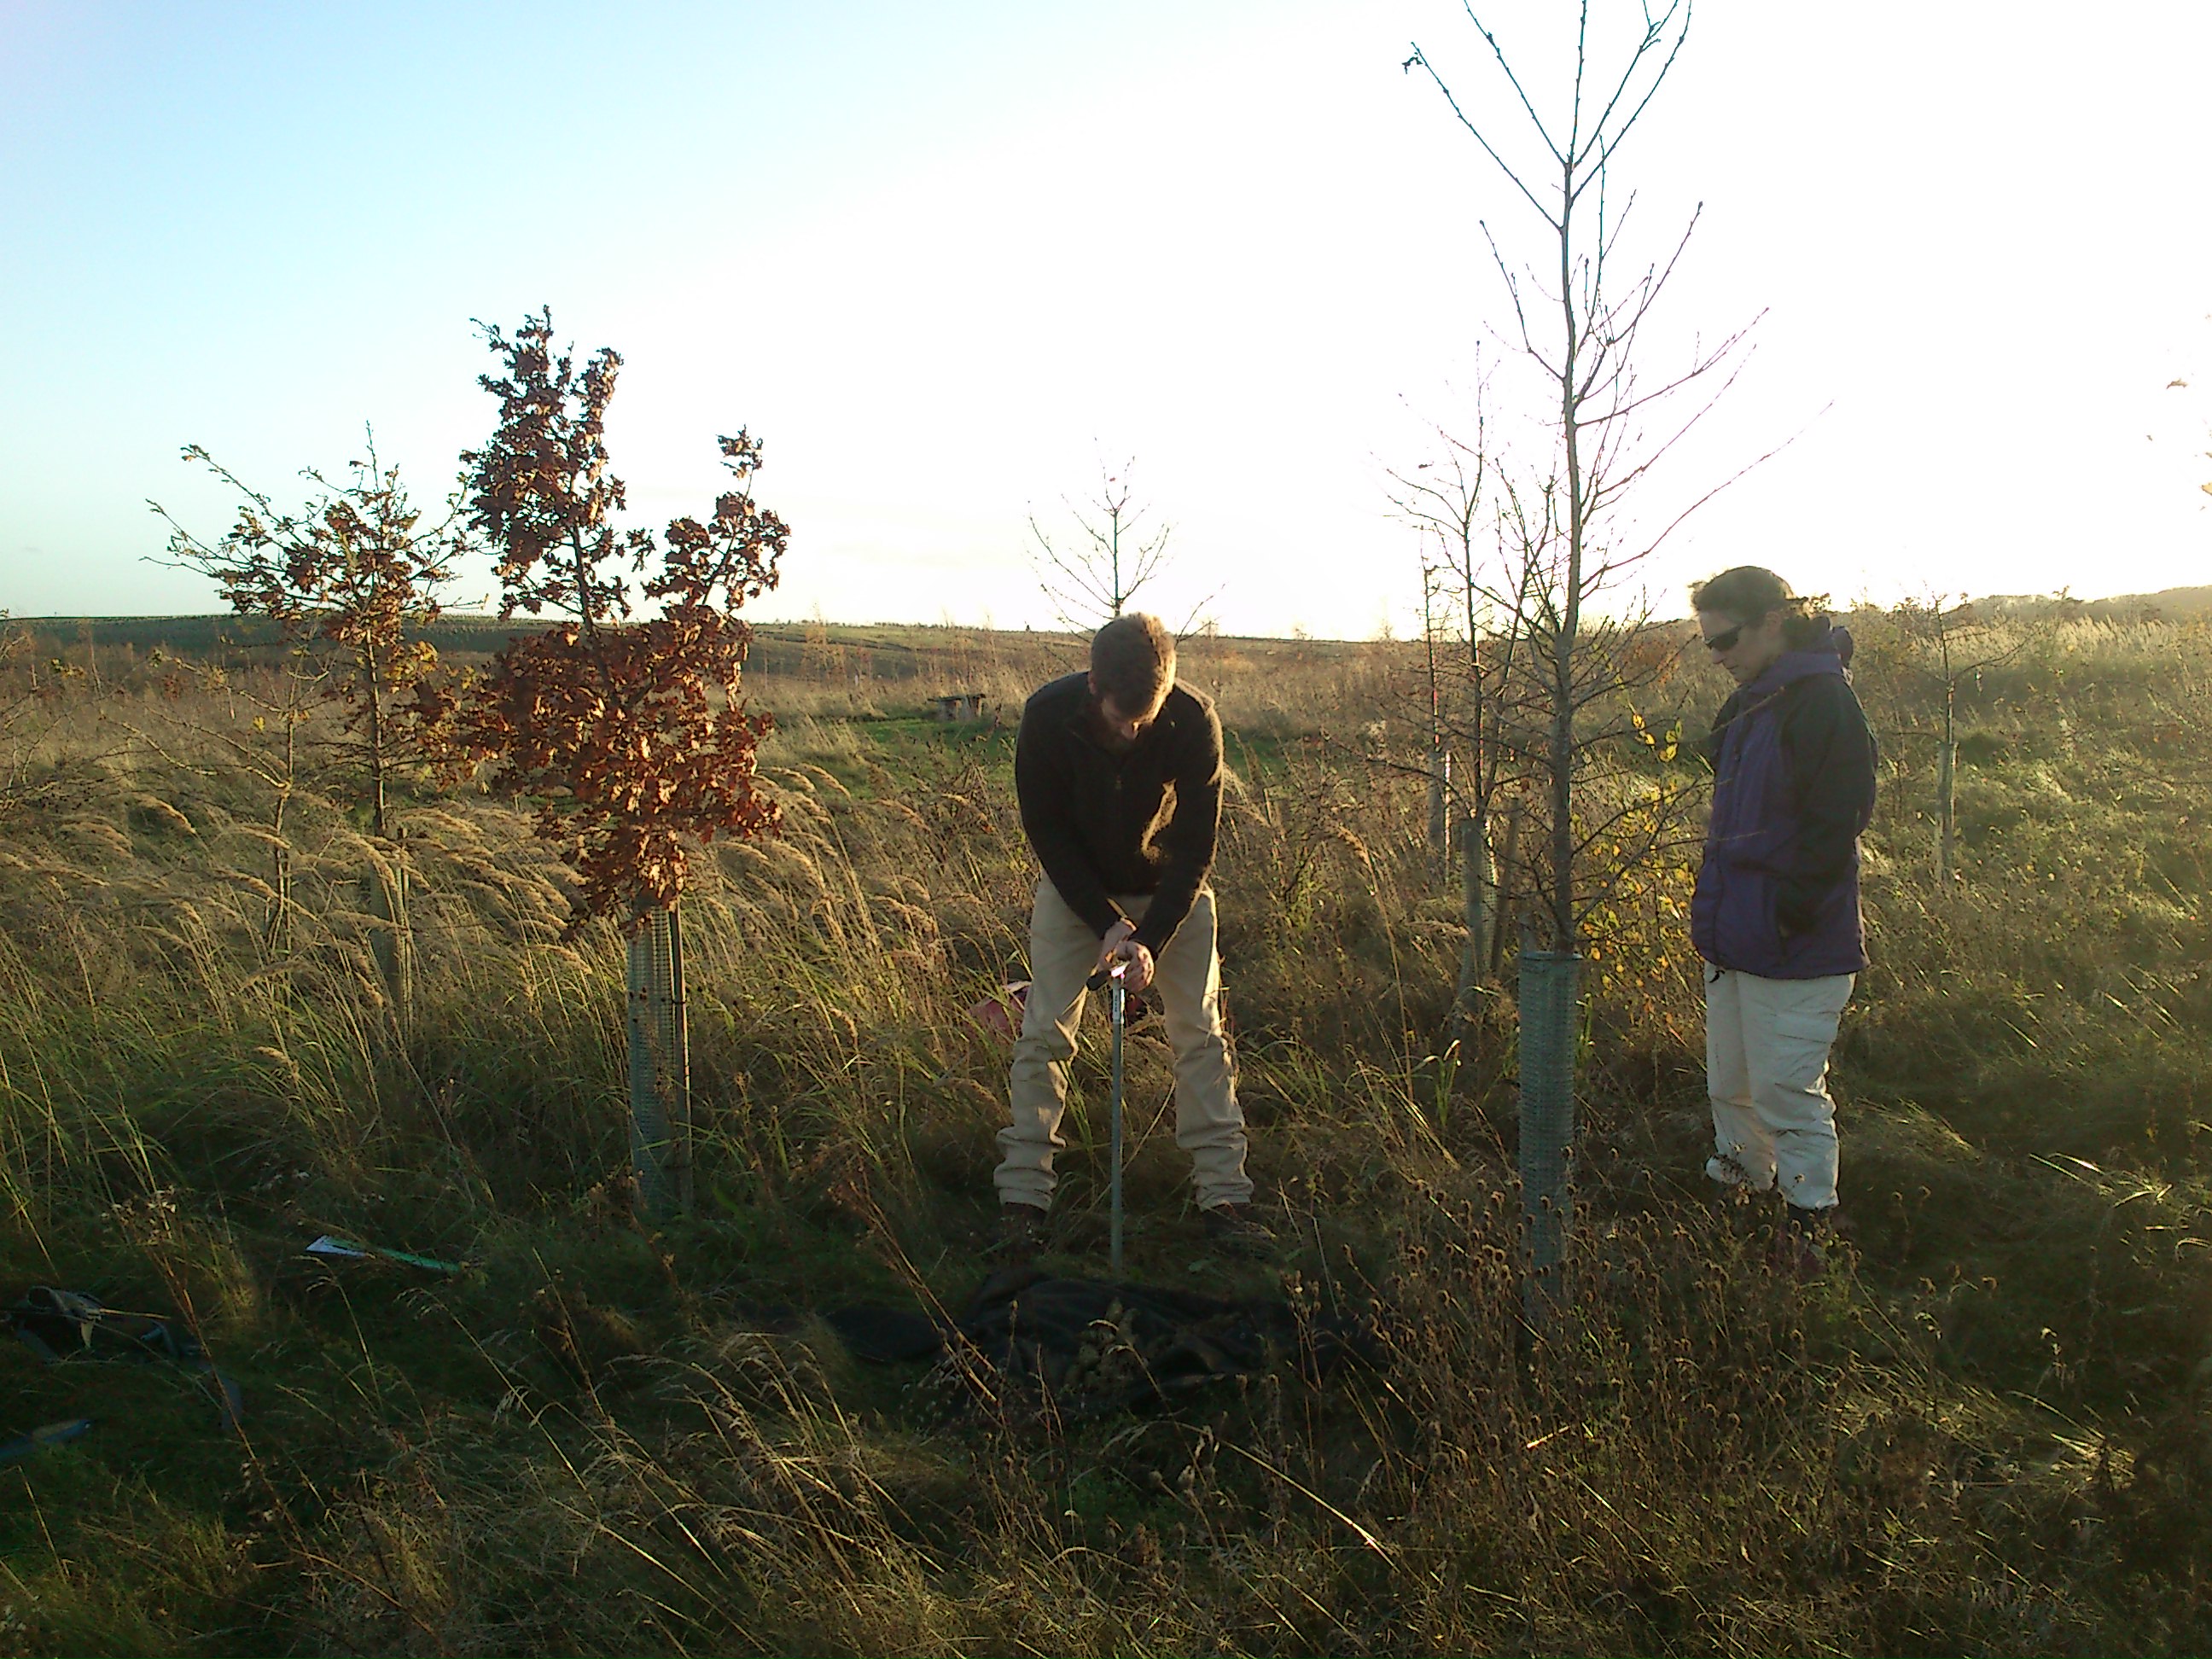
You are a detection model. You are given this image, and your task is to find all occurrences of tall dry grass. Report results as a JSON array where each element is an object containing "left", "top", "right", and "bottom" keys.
[{"left": 0, "top": 616, "right": 2209, "bottom": 1653}]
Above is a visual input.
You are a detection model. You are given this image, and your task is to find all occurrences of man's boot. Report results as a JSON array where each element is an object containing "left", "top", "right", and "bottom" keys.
[
  {"left": 988, "top": 1202, "right": 1048, "bottom": 1262},
  {"left": 1202, "top": 1202, "right": 1278, "bottom": 1259}
]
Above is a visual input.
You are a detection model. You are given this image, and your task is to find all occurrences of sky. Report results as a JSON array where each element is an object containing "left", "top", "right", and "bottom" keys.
[{"left": 2, "top": 1, "right": 2207, "bottom": 638}]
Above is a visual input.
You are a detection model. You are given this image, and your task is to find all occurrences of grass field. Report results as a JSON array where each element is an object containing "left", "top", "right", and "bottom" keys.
[{"left": 2, "top": 610, "right": 2210, "bottom": 1655}]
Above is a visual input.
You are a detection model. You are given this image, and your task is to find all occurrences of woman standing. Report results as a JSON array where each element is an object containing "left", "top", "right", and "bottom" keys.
[{"left": 1689, "top": 568, "right": 1877, "bottom": 1262}]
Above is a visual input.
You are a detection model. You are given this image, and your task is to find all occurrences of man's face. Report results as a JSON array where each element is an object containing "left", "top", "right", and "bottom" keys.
[
  {"left": 1089, "top": 675, "right": 1167, "bottom": 748},
  {"left": 1697, "top": 608, "right": 1789, "bottom": 685}
]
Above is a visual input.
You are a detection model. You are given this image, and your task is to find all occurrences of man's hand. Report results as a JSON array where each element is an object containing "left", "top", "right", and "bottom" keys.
[
  {"left": 1095, "top": 920, "right": 1156, "bottom": 995},
  {"left": 1107, "top": 940, "right": 1157, "bottom": 995}
]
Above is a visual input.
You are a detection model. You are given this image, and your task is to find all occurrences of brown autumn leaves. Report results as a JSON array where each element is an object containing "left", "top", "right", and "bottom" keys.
[{"left": 159, "top": 307, "right": 788, "bottom": 935}]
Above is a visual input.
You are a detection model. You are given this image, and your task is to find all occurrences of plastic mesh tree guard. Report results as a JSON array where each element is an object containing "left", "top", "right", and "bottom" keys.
[
  {"left": 1516, "top": 948, "right": 1580, "bottom": 1312},
  {"left": 626, "top": 905, "right": 692, "bottom": 1215}
]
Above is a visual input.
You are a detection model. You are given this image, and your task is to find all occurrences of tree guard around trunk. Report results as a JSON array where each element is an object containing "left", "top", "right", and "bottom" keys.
[
  {"left": 1516, "top": 948, "right": 1580, "bottom": 1317},
  {"left": 626, "top": 905, "right": 693, "bottom": 1216}
]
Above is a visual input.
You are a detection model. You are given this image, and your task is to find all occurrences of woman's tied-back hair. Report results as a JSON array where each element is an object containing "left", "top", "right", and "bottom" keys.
[
  {"left": 1091, "top": 612, "right": 1178, "bottom": 713},
  {"left": 1690, "top": 565, "right": 1828, "bottom": 649}
]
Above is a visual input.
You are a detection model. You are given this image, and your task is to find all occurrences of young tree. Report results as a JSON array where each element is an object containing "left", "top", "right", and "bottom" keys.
[
  {"left": 1389, "top": 398, "right": 1537, "bottom": 1023},
  {"left": 151, "top": 434, "right": 464, "bottom": 841},
  {"left": 1418, "top": 558, "right": 1452, "bottom": 870},
  {"left": 1406, "top": 1, "right": 1758, "bottom": 1302},
  {"left": 150, "top": 437, "right": 464, "bottom": 978},
  {"left": 459, "top": 308, "right": 788, "bottom": 1214},
  {"left": 1889, "top": 593, "right": 2023, "bottom": 886},
  {"left": 1027, "top": 457, "right": 1176, "bottom": 630}
]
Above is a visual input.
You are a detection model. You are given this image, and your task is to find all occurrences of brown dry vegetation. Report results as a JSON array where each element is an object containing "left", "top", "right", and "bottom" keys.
[{"left": 3, "top": 611, "right": 2212, "bottom": 1655}]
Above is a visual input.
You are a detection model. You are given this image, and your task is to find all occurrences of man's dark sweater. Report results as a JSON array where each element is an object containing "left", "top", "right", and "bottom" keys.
[{"left": 1014, "top": 671, "right": 1224, "bottom": 956}]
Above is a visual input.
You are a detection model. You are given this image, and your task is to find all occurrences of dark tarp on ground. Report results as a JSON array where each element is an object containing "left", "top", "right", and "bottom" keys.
[
  {"left": 4, "top": 1286, "right": 245, "bottom": 1429},
  {"left": 818, "top": 1266, "right": 1379, "bottom": 1419}
]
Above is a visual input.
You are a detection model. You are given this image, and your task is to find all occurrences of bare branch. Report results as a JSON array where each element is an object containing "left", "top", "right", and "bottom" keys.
[
  {"left": 1592, "top": 1, "right": 1693, "bottom": 172},
  {"left": 1027, "top": 455, "right": 1181, "bottom": 631},
  {"left": 1403, "top": 39, "right": 1559, "bottom": 227}
]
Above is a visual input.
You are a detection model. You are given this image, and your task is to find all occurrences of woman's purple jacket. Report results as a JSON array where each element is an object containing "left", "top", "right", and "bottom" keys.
[{"left": 1690, "top": 622, "right": 1877, "bottom": 979}]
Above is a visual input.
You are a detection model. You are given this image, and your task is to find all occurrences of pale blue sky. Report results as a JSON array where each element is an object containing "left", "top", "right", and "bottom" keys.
[{"left": 3, "top": 2, "right": 2208, "bottom": 636}]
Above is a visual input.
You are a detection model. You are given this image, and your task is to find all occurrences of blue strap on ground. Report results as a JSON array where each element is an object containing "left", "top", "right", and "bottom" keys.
[{"left": 0, "top": 1417, "right": 94, "bottom": 1467}]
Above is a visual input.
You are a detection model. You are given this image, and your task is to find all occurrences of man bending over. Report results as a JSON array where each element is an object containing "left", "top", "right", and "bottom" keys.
[{"left": 994, "top": 612, "right": 1270, "bottom": 1257}]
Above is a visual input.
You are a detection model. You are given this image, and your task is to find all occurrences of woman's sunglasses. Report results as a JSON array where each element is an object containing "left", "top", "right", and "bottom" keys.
[{"left": 1702, "top": 623, "right": 1744, "bottom": 653}]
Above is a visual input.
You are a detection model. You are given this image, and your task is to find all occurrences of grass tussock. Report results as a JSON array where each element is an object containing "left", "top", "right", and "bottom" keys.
[{"left": 1, "top": 616, "right": 2210, "bottom": 1654}]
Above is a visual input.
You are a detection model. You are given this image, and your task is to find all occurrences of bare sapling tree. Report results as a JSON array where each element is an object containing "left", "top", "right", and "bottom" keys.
[
  {"left": 1407, "top": 0, "right": 1763, "bottom": 1303},
  {"left": 1419, "top": 559, "right": 1452, "bottom": 870},
  {"left": 1028, "top": 457, "right": 1178, "bottom": 630},
  {"left": 459, "top": 308, "right": 788, "bottom": 1215},
  {"left": 153, "top": 435, "right": 465, "bottom": 839},
  {"left": 1389, "top": 394, "right": 1540, "bottom": 1027},
  {"left": 1396, "top": 438, "right": 1699, "bottom": 1036},
  {"left": 1890, "top": 593, "right": 2022, "bottom": 887},
  {"left": 150, "top": 437, "right": 465, "bottom": 979}
]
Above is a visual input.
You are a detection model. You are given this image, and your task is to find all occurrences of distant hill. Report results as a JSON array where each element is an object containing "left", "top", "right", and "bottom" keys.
[
  {"left": 14, "top": 613, "right": 506, "bottom": 657},
  {"left": 6, "top": 614, "right": 1005, "bottom": 679},
  {"left": 1974, "top": 585, "right": 2212, "bottom": 622},
  {"left": 7, "top": 614, "right": 1368, "bottom": 688},
  {"left": 17, "top": 590, "right": 2210, "bottom": 662}
]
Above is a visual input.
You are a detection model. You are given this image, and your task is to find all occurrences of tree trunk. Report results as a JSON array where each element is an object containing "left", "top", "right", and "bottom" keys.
[
  {"left": 265, "top": 837, "right": 292, "bottom": 956},
  {"left": 361, "top": 831, "right": 413, "bottom": 1032},
  {"left": 265, "top": 776, "right": 293, "bottom": 957},
  {"left": 1492, "top": 803, "right": 1522, "bottom": 981},
  {"left": 368, "top": 692, "right": 387, "bottom": 840},
  {"left": 1455, "top": 806, "right": 1497, "bottom": 1027},
  {"left": 1427, "top": 746, "right": 1451, "bottom": 880},
  {"left": 626, "top": 902, "right": 694, "bottom": 1216},
  {"left": 1938, "top": 680, "right": 1958, "bottom": 885},
  {"left": 1516, "top": 147, "right": 1587, "bottom": 1316}
]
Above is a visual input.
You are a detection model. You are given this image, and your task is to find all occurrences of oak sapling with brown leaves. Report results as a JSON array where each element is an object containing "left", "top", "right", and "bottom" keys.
[
  {"left": 457, "top": 306, "right": 788, "bottom": 1214},
  {"left": 457, "top": 308, "right": 787, "bottom": 934}
]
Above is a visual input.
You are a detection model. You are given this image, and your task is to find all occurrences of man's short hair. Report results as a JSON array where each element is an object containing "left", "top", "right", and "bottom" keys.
[{"left": 1091, "top": 612, "right": 1177, "bottom": 713}]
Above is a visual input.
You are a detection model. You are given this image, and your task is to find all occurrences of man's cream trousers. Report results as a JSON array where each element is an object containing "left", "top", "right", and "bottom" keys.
[
  {"left": 995, "top": 878, "right": 1252, "bottom": 1213},
  {"left": 1704, "top": 965, "right": 1854, "bottom": 1212}
]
